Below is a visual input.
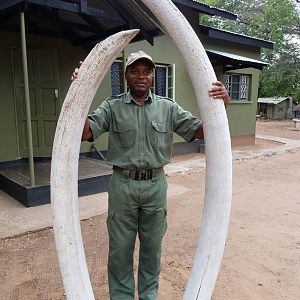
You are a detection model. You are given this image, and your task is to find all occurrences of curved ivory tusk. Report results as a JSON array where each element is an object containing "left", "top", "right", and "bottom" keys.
[
  {"left": 140, "top": 0, "right": 232, "bottom": 299},
  {"left": 50, "top": 29, "right": 139, "bottom": 300}
]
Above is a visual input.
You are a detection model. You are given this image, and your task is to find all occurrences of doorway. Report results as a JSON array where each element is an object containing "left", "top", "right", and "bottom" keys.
[{"left": 11, "top": 48, "right": 60, "bottom": 157}]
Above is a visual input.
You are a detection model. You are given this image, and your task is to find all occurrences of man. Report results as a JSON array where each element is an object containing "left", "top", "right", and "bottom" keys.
[{"left": 73, "top": 51, "right": 229, "bottom": 300}]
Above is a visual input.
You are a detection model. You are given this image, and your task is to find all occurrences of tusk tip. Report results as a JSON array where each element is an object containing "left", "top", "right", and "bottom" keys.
[{"left": 123, "top": 28, "right": 140, "bottom": 37}]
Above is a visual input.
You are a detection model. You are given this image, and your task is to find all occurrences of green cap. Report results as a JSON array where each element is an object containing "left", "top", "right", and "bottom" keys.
[{"left": 125, "top": 51, "right": 155, "bottom": 70}]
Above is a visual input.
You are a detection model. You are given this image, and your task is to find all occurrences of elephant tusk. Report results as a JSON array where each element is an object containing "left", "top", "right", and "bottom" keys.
[
  {"left": 51, "top": 1, "right": 232, "bottom": 299},
  {"left": 139, "top": 0, "right": 233, "bottom": 299},
  {"left": 50, "top": 29, "right": 140, "bottom": 300}
]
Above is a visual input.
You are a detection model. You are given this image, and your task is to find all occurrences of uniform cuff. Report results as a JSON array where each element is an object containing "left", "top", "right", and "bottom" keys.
[
  {"left": 185, "top": 120, "right": 202, "bottom": 143},
  {"left": 87, "top": 117, "right": 99, "bottom": 142}
]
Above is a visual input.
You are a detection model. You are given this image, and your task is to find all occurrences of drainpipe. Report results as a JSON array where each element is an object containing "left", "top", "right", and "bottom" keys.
[{"left": 20, "top": 11, "right": 35, "bottom": 186}]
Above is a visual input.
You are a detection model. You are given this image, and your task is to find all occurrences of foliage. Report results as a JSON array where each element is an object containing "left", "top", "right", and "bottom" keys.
[{"left": 200, "top": 0, "right": 300, "bottom": 98}]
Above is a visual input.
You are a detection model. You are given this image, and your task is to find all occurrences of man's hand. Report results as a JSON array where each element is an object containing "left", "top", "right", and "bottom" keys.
[
  {"left": 208, "top": 81, "right": 230, "bottom": 108},
  {"left": 71, "top": 61, "right": 83, "bottom": 81},
  {"left": 194, "top": 81, "right": 230, "bottom": 140}
]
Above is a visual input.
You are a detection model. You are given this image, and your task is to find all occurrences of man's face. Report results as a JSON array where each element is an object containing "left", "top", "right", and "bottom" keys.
[{"left": 125, "top": 59, "right": 154, "bottom": 97}]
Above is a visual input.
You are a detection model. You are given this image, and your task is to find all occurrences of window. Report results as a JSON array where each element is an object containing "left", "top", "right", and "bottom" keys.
[
  {"left": 111, "top": 61, "right": 124, "bottom": 96},
  {"left": 110, "top": 61, "right": 176, "bottom": 100},
  {"left": 152, "top": 64, "right": 175, "bottom": 100},
  {"left": 225, "top": 74, "right": 250, "bottom": 101},
  {"left": 277, "top": 106, "right": 284, "bottom": 112}
]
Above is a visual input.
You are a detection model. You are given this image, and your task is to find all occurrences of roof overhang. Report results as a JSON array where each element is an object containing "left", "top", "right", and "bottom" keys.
[
  {"left": 206, "top": 49, "right": 269, "bottom": 71},
  {"left": 0, "top": 0, "right": 162, "bottom": 48},
  {"left": 0, "top": 0, "right": 237, "bottom": 49},
  {"left": 258, "top": 97, "right": 290, "bottom": 105},
  {"left": 200, "top": 25, "right": 274, "bottom": 50}
]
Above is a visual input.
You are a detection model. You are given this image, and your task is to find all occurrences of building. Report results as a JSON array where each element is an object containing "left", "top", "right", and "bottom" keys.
[
  {"left": 257, "top": 97, "right": 293, "bottom": 119},
  {"left": 0, "top": 0, "right": 273, "bottom": 206}
]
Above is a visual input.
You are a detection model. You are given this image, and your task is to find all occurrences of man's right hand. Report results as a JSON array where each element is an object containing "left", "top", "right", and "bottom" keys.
[{"left": 71, "top": 61, "right": 83, "bottom": 81}]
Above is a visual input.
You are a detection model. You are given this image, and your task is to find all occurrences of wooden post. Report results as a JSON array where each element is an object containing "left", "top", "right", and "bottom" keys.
[{"left": 20, "top": 11, "right": 35, "bottom": 187}]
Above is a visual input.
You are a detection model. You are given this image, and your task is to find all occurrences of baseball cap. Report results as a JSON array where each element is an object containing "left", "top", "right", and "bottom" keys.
[{"left": 125, "top": 51, "right": 155, "bottom": 70}]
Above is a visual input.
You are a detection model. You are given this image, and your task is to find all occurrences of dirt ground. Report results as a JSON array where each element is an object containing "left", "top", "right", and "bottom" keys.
[{"left": 1, "top": 120, "right": 300, "bottom": 300}]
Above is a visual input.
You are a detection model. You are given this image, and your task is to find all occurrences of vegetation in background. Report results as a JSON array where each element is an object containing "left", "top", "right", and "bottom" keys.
[{"left": 200, "top": 0, "right": 300, "bottom": 98}]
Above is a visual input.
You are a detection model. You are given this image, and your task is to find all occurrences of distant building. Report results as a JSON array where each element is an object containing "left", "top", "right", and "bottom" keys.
[{"left": 257, "top": 97, "right": 293, "bottom": 119}]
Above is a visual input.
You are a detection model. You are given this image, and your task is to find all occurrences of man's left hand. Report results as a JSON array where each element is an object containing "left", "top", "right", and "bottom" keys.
[{"left": 208, "top": 81, "right": 230, "bottom": 108}]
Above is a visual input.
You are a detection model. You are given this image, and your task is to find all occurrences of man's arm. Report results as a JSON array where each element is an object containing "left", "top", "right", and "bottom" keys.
[
  {"left": 81, "top": 119, "right": 93, "bottom": 141},
  {"left": 194, "top": 81, "right": 230, "bottom": 140},
  {"left": 194, "top": 123, "right": 204, "bottom": 140}
]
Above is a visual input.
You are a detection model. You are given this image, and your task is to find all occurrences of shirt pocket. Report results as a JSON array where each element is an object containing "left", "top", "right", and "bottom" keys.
[
  {"left": 113, "top": 121, "right": 136, "bottom": 148},
  {"left": 151, "top": 121, "right": 172, "bottom": 148}
]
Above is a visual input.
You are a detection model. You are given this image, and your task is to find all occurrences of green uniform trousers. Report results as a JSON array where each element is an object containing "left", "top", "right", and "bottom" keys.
[{"left": 106, "top": 169, "right": 168, "bottom": 300}]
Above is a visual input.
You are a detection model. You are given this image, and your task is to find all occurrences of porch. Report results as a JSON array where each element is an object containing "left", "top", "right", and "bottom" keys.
[{"left": 0, "top": 156, "right": 112, "bottom": 207}]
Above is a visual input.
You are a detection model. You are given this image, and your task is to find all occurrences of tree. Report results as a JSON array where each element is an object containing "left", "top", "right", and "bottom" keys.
[{"left": 200, "top": 0, "right": 300, "bottom": 97}]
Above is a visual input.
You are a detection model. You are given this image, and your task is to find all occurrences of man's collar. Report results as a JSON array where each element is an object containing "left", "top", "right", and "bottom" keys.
[{"left": 124, "top": 90, "right": 153, "bottom": 104}]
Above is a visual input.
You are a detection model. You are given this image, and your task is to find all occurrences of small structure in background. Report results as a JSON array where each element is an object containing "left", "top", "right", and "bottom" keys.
[{"left": 257, "top": 97, "right": 294, "bottom": 119}]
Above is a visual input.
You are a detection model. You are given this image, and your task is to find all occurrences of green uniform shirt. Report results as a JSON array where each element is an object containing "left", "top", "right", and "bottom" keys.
[{"left": 88, "top": 91, "right": 200, "bottom": 170}]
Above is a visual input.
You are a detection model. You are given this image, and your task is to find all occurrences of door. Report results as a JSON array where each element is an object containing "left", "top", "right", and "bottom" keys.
[{"left": 11, "top": 48, "right": 60, "bottom": 157}]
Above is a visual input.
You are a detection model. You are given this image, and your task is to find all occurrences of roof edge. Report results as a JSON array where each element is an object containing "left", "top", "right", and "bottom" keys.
[
  {"left": 200, "top": 25, "right": 274, "bottom": 49},
  {"left": 258, "top": 97, "right": 290, "bottom": 104},
  {"left": 172, "top": 0, "right": 237, "bottom": 20}
]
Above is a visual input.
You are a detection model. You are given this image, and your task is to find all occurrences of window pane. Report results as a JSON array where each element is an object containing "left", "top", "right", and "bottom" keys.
[
  {"left": 167, "top": 64, "right": 175, "bottom": 100},
  {"left": 225, "top": 73, "right": 250, "bottom": 101},
  {"left": 231, "top": 92, "right": 239, "bottom": 101},
  {"left": 232, "top": 83, "right": 239, "bottom": 93},
  {"left": 111, "top": 62, "right": 123, "bottom": 96},
  {"left": 155, "top": 67, "right": 167, "bottom": 97},
  {"left": 232, "top": 75, "right": 240, "bottom": 83},
  {"left": 240, "top": 76, "right": 248, "bottom": 99},
  {"left": 225, "top": 75, "right": 231, "bottom": 96}
]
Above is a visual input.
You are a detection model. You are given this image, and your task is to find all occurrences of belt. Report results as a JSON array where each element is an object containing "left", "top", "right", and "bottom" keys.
[{"left": 113, "top": 166, "right": 163, "bottom": 181}]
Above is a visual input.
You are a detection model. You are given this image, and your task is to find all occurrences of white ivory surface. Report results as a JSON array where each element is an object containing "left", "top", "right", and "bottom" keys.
[
  {"left": 50, "top": 29, "right": 139, "bottom": 300},
  {"left": 140, "top": 1, "right": 233, "bottom": 299}
]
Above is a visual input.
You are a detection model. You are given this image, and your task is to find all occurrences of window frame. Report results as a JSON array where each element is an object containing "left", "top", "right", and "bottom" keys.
[
  {"left": 151, "top": 63, "right": 176, "bottom": 101},
  {"left": 110, "top": 60, "right": 125, "bottom": 96},
  {"left": 225, "top": 73, "right": 251, "bottom": 103}
]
